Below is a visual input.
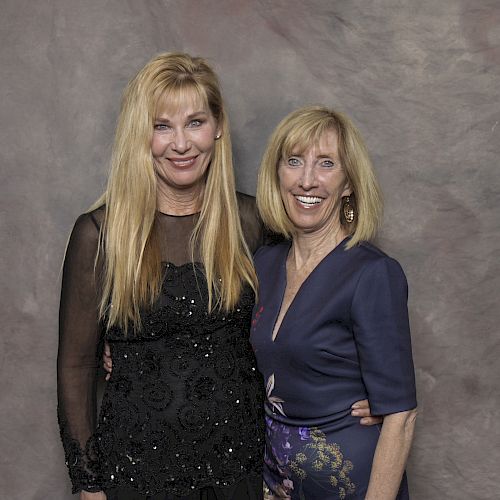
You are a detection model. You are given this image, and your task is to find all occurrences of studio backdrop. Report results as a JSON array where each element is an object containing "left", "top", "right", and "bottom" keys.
[{"left": 1, "top": 0, "right": 499, "bottom": 499}]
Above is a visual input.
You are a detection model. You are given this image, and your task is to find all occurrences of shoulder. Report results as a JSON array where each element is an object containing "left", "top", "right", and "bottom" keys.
[
  {"left": 346, "top": 240, "right": 401, "bottom": 266},
  {"left": 69, "top": 206, "right": 105, "bottom": 248},
  {"left": 236, "top": 191, "right": 256, "bottom": 210},
  {"left": 254, "top": 241, "right": 289, "bottom": 269},
  {"left": 63, "top": 207, "right": 105, "bottom": 269},
  {"left": 235, "top": 191, "right": 264, "bottom": 253},
  {"left": 236, "top": 191, "right": 259, "bottom": 226},
  {"left": 348, "top": 241, "right": 407, "bottom": 289}
]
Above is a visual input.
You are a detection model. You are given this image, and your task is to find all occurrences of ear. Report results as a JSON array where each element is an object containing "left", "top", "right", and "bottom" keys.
[
  {"left": 341, "top": 180, "right": 352, "bottom": 198},
  {"left": 214, "top": 120, "right": 222, "bottom": 140}
]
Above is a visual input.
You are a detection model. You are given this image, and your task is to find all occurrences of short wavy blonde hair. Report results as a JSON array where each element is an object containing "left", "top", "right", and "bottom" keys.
[{"left": 257, "top": 106, "right": 383, "bottom": 248}]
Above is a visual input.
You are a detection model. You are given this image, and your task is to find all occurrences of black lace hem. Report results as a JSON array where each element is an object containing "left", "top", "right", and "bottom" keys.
[{"left": 58, "top": 410, "right": 104, "bottom": 493}]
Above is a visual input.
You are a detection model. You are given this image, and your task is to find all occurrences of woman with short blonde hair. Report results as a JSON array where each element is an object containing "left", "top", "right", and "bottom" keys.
[{"left": 253, "top": 106, "right": 417, "bottom": 499}]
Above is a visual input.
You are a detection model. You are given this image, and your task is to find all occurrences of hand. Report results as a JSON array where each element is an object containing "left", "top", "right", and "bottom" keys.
[
  {"left": 80, "top": 491, "right": 106, "bottom": 500},
  {"left": 103, "top": 342, "right": 112, "bottom": 381},
  {"left": 351, "top": 399, "right": 383, "bottom": 426}
]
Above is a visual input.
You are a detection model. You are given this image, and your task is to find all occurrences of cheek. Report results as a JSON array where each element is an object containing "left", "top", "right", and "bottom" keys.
[
  {"left": 197, "top": 131, "right": 216, "bottom": 154},
  {"left": 278, "top": 167, "right": 294, "bottom": 193},
  {"left": 277, "top": 173, "right": 288, "bottom": 202},
  {"left": 151, "top": 135, "right": 167, "bottom": 158},
  {"left": 320, "top": 172, "right": 347, "bottom": 196}
]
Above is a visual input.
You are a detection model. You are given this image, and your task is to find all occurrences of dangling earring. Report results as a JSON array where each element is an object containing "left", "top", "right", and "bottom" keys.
[{"left": 342, "top": 195, "right": 355, "bottom": 224}]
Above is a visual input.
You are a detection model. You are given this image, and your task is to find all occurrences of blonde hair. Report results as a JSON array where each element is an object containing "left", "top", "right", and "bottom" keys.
[
  {"left": 90, "top": 52, "right": 257, "bottom": 332},
  {"left": 257, "top": 106, "right": 383, "bottom": 248}
]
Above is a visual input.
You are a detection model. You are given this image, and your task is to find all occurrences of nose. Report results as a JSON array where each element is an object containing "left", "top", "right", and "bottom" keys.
[
  {"left": 299, "top": 163, "right": 317, "bottom": 190},
  {"left": 171, "top": 129, "right": 189, "bottom": 153}
]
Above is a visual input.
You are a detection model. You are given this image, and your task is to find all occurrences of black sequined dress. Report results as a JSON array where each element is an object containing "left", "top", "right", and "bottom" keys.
[{"left": 57, "top": 193, "right": 266, "bottom": 499}]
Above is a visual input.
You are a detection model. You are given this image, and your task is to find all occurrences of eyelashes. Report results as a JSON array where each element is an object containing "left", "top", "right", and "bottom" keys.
[
  {"left": 287, "top": 157, "right": 302, "bottom": 167},
  {"left": 285, "top": 157, "right": 337, "bottom": 168},
  {"left": 153, "top": 119, "right": 206, "bottom": 131},
  {"left": 320, "top": 159, "right": 335, "bottom": 168}
]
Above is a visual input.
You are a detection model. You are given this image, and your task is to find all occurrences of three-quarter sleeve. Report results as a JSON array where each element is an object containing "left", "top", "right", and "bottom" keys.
[
  {"left": 57, "top": 213, "right": 103, "bottom": 493},
  {"left": 351, "top": 256, "right": 417, "bottom": 415}
]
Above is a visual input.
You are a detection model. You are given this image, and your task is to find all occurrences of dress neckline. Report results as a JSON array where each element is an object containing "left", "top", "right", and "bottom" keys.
[
  {"left": 156, "top": 211, "right": 200, "bottom": 217},
  {"left": 271, "top": 236, "right": 350, "bottom": 342}
]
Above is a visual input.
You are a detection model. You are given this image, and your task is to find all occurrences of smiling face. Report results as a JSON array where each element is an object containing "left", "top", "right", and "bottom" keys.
[
  {"left": 278, "top": 129, "right": 351, "bottom": 237},
  {"left": 151, "top": 90, "right": 220, "bottom": 200}
]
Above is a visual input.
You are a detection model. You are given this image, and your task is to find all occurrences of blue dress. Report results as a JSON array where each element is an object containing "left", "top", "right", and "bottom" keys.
[{"left": 250, "top": 239, "right": 417, "bottom": 499}]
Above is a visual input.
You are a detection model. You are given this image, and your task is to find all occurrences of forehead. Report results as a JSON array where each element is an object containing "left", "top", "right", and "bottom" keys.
[
  {"left": 286, "top": 128, "right": 339, "bottom": 156},
  {"left": 155, "top": 87, "right": 210, "bottom": 117}
]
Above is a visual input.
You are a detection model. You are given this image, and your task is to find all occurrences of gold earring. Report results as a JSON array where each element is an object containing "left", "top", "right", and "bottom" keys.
[{"left": 342, "top": 196, "right": 355, "bottom": 224}]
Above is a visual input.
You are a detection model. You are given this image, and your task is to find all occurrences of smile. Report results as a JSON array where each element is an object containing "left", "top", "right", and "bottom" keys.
[
  {"left": 168, "top": 156, "right": 198, "bottom": 168},
  {"left": 294, "top": 195, "right": 323, "bottom": 206}
]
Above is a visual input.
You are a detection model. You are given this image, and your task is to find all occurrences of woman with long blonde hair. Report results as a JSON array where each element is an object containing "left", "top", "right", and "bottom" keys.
[{"left": 57, "top": 52, "right": 266, "bottom": 500}]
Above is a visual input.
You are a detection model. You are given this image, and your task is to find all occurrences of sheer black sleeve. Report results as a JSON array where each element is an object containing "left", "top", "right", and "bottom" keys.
[
  {"left": 236, "top": 192, "right": 283, "bottom": 253},
  {"left": 57, "top": 210, "right": 104, "bottom": 493}
]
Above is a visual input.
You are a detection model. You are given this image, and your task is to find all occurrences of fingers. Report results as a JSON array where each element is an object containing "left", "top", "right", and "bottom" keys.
[
  {"left": 351, "top": 399, "right": 383, "bottom": 425},
  {"left": 351, "top": 399, "right": 369, "bottom": 410},
  {"left": 351, "top": 407, "right": 371, "bottom": 417},
  {"left": 351, "top": 399, "right": 369, "bottom": 417},
  {"left": 103, "top": 341, "right": 112, "bottom": 375},
  {"left": 360, "top": 416, "right": 384, "bottom": 426}
]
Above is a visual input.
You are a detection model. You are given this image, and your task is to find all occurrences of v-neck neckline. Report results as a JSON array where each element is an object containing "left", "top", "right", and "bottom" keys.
[{"left": 270, "top": 237, "right": 350, "bottom": 342}]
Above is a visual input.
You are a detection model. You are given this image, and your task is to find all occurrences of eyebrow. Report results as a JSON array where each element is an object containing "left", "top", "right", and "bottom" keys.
[
  {"left": 287, "top": 152, "right": 337, "bottom": 159},
  {"left": 155, "top": 111, "right": 208, "bottom": 122}
]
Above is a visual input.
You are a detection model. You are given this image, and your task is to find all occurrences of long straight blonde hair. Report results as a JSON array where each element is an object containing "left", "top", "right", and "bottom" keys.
[
  {"left": 91, "top": 53, "right": 257, "bottom": 332},
  {"left": 257, "top": 106, "right": 383, "bottom": 248}
]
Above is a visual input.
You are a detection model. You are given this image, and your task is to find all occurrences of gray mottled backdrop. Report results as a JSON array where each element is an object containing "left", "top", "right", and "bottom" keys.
[{"left": 1, "top": 0, "right": 499, "bottom": 498}]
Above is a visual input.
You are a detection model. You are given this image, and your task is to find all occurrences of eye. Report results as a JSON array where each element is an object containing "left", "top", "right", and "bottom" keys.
[
  {"left": 320, "top": 159, "right": 336, "bottom": 168},
  {"left": 154, "top": 123, "right": 171, "bottom": 131},
  {"left": 287, "top": 157, "right": 302, "bottom": 167},
  {"left": 187, "top": 119, "right": 204, "bottom": 128}
]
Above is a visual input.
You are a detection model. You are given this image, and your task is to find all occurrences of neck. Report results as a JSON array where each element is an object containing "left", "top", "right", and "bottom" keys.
[
  {"left": 156, "top": 183, "right": 204, "bottom": 215},
  {"left": 290, "top": 224, "right": 348, "bottom": 270}
]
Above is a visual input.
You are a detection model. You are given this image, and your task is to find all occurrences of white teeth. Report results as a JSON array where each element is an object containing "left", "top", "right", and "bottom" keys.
[
  {"left": 295, "top": 195, "right": 322, "bottom": 205},
  {"left": 170, "top": 158, "right": 196, "bottom": 167}
]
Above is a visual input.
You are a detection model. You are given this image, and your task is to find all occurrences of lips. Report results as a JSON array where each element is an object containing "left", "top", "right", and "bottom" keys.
[
  {"left": 294, "top": 195, "right": 323, "bottom": 206},
  {"left": 167, "top": 156, "right": 198, "bottom": 168}
]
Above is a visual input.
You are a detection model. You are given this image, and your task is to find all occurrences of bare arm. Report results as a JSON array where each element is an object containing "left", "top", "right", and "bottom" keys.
[{"left": 365, "top": 408, "right": 417, "bottom": 500}]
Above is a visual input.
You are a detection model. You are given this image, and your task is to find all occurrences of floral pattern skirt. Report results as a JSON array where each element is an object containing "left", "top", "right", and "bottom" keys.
[{"left": 263, "top": 412, "right": 409, "bottom": 500}]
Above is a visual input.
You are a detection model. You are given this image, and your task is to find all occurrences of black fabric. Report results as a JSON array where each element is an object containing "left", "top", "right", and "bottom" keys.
[
  {"left": 57, "top": 193, "right": 267, "bottom": 497},
  {"left": 105, "top": 474, "right": 263, "bottom": 500}
]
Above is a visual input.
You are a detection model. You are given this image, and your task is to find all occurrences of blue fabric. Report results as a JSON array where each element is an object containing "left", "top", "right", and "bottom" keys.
[{"left": 250, "top": 238, "right": 416, "bottom": 499}]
